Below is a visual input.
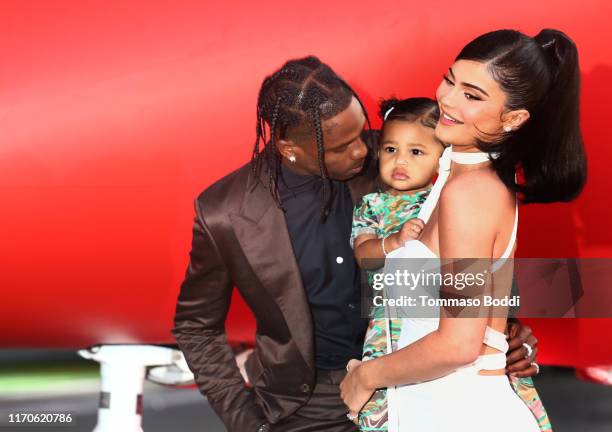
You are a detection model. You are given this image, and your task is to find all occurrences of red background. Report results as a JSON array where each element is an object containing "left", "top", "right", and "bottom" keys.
[{"left": 1, "top": 1, "right": 611, "bottom": 367}]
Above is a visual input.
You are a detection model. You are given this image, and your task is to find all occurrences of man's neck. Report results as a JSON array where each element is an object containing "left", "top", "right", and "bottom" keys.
[{"left": 281, "top": 159, "right": 317, "bottom": 177}]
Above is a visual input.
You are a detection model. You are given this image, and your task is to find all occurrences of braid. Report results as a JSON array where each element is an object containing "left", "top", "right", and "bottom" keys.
[
  {"left": 251, "top": 56, "right": 369, "bottom": 213},
  {"left": 336, "top": 76, "right": 372, "bottom": 138},
  {"left": 311, "top": 107, "right": 332, "bottom": 219},
  {"left": 251, "top": 104, "right": 263, "bottom": 175},
  {"left": 267, "top": 96, "right": 282, "bottom": 202}
]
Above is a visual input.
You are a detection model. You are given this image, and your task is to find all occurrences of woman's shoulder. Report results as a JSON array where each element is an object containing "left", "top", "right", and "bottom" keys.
[{"left": 441, "top": 169, "right": 511, "bottom": 214}]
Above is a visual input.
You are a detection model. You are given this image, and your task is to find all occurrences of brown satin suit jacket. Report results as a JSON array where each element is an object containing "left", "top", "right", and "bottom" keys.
[{"left": 173, "top": 154, "right": 379, "bottom": 431}]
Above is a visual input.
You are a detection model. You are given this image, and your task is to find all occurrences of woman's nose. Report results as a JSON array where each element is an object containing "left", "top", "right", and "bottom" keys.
[{"left": 439, "top": 88, "right": 457, "bottom": 111}]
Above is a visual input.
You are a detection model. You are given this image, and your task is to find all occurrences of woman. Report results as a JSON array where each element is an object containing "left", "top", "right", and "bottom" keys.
[{"left": 340, "top": 28, "right": 586, "bottom": 431}]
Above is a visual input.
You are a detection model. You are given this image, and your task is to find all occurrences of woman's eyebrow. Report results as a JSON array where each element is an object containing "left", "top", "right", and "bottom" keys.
[
  {"left": 449, "top": 67, "right": 490, "bottom": 97},
  {"left": 462, "top": 82, "right": 490, "bottom": 97}
]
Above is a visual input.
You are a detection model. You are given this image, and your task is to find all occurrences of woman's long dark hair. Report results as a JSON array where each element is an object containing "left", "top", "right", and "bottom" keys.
[{"left": 457, "top": 29, "right": 587, "bottom": 203}]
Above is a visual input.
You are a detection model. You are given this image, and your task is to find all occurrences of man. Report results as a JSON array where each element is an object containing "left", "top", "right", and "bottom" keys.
[{"left": 172, "top": 56, "right": 539, "bottom": 431}]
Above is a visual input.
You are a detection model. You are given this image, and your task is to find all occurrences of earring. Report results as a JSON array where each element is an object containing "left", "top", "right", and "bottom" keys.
[
  {"left": 503, "top": 125, "right": 512, "bottom": 132},
  {"left": 288, "top": 155, "right": 296, "bottom": 163}
]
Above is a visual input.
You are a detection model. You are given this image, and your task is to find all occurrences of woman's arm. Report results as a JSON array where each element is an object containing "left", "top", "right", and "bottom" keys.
[
  {"left": 364, "top": 178, "right": 499, "bottom": 386},
  {"left": 341, "top": 174, "right": 503, "bottom": 411}
]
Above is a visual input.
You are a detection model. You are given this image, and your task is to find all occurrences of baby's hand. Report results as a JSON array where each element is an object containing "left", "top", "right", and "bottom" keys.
[{"left": 397, "top": 218, "right": 425, "bottom": 244}]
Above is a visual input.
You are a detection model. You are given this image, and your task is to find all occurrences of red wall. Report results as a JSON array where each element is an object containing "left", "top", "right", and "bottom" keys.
[{"left": 1, "top": 1, "right": 611, "bottom": 367}]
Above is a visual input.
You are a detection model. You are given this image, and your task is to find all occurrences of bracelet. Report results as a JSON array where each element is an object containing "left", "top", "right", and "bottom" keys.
[{"left": 381, "top": 235, "right": 389, "bottom": 256}]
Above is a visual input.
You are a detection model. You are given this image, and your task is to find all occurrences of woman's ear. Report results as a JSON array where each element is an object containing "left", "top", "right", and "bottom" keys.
[{"left": 501, "top": 109, "right": 530, "bottom": 132}]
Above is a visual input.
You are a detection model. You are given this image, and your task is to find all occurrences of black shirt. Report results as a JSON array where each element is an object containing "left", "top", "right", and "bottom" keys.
[{"left": 278, "top": 164, "right": 368, "bottom": 370}]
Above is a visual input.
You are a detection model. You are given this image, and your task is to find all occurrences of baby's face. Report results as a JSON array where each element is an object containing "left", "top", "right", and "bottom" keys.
[{"left": 378, "top": 120, "right": 444, "bottom": 193}]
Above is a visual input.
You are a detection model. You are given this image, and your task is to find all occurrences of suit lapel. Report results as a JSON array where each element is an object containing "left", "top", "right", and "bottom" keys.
[
  {"left": 229, "top": 169, "right": 314, "bottom": 370},
  {"left": 229, "top": 159, "right": 379, "bottom": 371}
]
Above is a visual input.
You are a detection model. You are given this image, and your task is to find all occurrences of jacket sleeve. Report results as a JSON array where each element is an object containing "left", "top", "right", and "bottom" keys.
[{"left": 172, "top": 197, "right": 267, "bottom": 432}]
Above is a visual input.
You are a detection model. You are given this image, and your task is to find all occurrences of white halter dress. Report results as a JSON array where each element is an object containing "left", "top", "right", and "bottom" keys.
[{"left": 382, "top": 147, "right": 540, "bottom": 432}]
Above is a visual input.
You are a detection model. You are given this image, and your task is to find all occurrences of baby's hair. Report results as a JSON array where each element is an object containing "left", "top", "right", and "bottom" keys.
[{"left": 379, "top": 97, "right": 440, "bottom": 129}]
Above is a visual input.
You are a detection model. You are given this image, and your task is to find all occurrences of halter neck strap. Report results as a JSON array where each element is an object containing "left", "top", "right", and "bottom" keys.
[
  {"left": 415, "top": 147, "right": 518, "bottom": 272},
  {"left": 450, "top": 150, "right": 499, "bottom": 164}
]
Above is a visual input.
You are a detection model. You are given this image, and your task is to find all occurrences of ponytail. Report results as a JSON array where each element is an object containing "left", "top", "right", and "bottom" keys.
[
  {"left": 524, "top": 29, "right": 587, "bottom": 202},
  {"left": 457, "top": 29, "right": 587, "bottom": 203}
]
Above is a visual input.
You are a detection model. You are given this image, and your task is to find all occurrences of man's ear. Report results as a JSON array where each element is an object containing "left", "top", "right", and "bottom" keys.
[
  {"left": 276, "top": 138, "right": 298, "bottom": 161},
  {"left": 501, "top": 109, "right": 530, "bottom": 132}
]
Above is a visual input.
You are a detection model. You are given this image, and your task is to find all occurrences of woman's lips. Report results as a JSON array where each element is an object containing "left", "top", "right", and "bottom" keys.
[{"left": 439, "top": 109, "right": 464, "bottom": 126}]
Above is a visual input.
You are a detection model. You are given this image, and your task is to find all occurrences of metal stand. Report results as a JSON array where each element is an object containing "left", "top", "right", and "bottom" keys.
[{"left": 78, "top": 345, "right": 192, "bottom": 432}]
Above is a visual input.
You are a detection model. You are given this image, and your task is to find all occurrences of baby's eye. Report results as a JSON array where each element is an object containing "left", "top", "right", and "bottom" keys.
[
  {"left": 411, "top": 149, "right": 424, "bottom": 155},
  {"left": 384, "top": 146, "right": 397, "bottom": 153}
]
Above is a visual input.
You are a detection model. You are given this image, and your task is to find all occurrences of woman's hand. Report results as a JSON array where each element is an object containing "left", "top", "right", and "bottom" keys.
[{"left": 340, "top": 359, "right": 375, "bottom": 424}]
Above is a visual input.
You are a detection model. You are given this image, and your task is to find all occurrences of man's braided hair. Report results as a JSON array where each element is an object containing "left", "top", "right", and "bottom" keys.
[{"left": 251, "top": 56, "right": 370, "bottom": 219}]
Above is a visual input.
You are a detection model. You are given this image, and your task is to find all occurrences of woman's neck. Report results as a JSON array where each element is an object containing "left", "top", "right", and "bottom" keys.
[{"left": 449, "top": 143, "right": 480, "bottom": 153}]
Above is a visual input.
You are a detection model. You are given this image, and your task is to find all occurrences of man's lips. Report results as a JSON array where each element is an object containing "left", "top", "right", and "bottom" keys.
[{"left": 347, "top": 165, "right": 364, "bottom": 175}]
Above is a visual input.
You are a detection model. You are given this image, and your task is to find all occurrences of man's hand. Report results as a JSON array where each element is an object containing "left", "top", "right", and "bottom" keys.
[
  {"left": 340, "top": 359, "right": 375, "bottom": 425},
  {"left": 505, "top": 321, "right": 539, "bottom": 377}
]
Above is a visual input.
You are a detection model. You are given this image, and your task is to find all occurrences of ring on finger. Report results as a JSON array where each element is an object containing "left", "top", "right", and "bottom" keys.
[
  {"left": 346, "top": 412, "right": 356, "bottom": 421},
  {"left": 531, "top": 362, "right": 540, "bottom": 375},
  {"left": 522, "top": 342, "right": 533, "bottom": 359}
]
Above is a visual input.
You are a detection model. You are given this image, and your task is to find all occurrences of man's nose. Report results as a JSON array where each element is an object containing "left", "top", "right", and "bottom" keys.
[{"left": 352, "top": 139, "right": 368, "bottom": 160}]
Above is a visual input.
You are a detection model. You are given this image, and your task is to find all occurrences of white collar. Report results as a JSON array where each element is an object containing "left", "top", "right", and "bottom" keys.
[{"left": 449, "top": 148, "right": 499, "bottom": 164}]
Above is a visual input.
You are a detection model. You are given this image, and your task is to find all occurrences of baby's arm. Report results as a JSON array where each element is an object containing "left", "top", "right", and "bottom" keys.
[{"left": 354, "top": 218, "right": 425, "bottom": 268}]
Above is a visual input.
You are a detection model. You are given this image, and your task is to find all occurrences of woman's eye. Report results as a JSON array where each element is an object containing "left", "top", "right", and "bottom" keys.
[
  {"left": 443, "top": 74, "right": 454, "bottom": 86},
  {"left": 464, "top": 93, "right": 481, "bottom": 101}
]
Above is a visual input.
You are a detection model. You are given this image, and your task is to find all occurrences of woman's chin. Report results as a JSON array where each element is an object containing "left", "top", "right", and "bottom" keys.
[
  {"left": 434, "top": 124, "right": 452, "bottom": 142},
  {"left": 434, "top": 126, "right": 472, "bottom": 147}
]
